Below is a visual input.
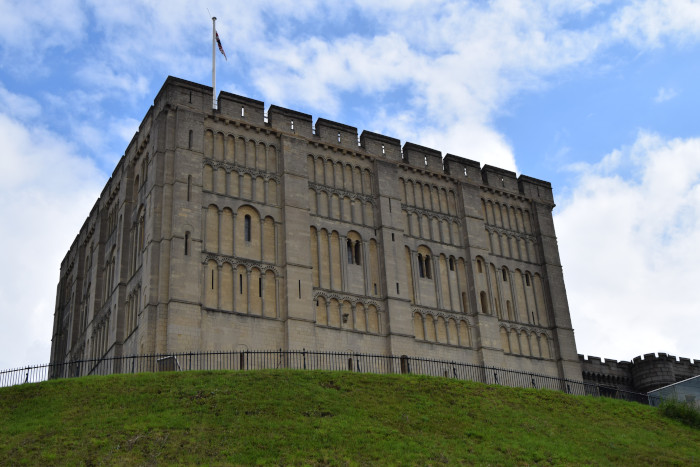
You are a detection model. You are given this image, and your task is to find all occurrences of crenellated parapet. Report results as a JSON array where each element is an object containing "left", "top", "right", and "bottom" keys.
[
  {"left": 154, "top": 76, "right": 554, "bottom": 196},
  {"left": 580, "top": 353, "right": 700, "bottom": 393}
]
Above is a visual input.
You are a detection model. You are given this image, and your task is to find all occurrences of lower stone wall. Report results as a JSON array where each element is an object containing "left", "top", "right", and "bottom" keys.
[{"left": 580, "top": 353, "right": 700, "bottom": 393}]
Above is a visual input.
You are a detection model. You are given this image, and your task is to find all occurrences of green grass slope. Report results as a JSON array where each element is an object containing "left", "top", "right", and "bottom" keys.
[{"left": 1, "top": 370, "right": 698, "bottom": 465}]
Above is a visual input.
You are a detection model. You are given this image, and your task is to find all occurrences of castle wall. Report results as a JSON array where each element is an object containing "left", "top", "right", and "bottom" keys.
[
  {"left": 50, "top": 76, "right": 583, "bottom": 382},
  {"left": 580, "top": 353, "right": 700, "bottom": 393}
]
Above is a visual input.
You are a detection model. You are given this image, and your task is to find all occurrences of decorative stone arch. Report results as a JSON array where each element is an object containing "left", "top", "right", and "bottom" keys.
[
  {"left": 204, "top": 129, "right": 214, "bottom": 158},
  {"left": 416, "top": 245, "right": 433, "bottom": 279},
  {"left": 500, "top": 326, "right": 511, "bottom": 353},
  {"left": 413, "top": 312, "right": 425, "bottom": 340},
  {"left": 237, "top": 205, "right": 261, "bottom": 260}
]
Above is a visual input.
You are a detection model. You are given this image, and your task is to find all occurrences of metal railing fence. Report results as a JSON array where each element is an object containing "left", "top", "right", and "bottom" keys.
[{"left": 0, "top": 349, "right": 651, "bottom": 404}]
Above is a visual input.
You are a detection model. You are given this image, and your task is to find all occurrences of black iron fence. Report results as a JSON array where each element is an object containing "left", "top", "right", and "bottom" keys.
[{"left": 0, "top": 350, "right": 651, "bottom": 404}]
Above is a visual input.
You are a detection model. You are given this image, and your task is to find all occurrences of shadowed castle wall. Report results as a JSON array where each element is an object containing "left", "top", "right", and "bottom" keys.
[{"left": 580, "top": 353, "right": 700, "bottom": 393}]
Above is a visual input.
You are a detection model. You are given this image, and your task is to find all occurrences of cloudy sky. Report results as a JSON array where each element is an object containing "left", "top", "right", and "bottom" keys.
[{"left": 1, "top": 0, "right": 699, "bottom": 371}]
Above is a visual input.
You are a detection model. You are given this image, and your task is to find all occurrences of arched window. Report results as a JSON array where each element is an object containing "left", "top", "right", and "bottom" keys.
[
  {"left": 424, "top": 255, "right": 432, "bottom": 279},
  {"left": 244, "top": 214, "right": 251, "bottom": 242},
  {"left": 347, "top": 239, "right": 354, "bottom": 264},
  {"left": 354, "top": 241, "right": 361, "bottom": 265},
  {"left": 417, "top": 253, "right": 425, "bottom": 278},
  {"left": 480, "top": 291, "right": 489, "bottom": 314},
  {"left": 502, "top": 268, "right": 508, "bottom": 281},
  {"left": 477, "top": 259, "right": 483, "bottom": 273},
  {"left": 449, "top": 257, "right": 455, "bottom": 271}
]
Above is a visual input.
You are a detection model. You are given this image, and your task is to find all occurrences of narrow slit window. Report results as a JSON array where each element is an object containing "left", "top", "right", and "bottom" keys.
[
  {"left": 241, "top": 106, "right": 245, "bottom": 117},
  {"left": 354, "top": 241, "right": 361, "bottom": 265},
  {"left": 424, "top": 255, "right": 432, "bottom": 279},
  {"left": 337, "top": 132, "right": 341, "bottom": 143},
  {"left": 477, "top": 260, "right": 483, "bottom": 273},
  {"left": 373, "top": 283, "right": 377, "bottom": 295},
  {"left": 502, "top": 268, "right": 508, "bottom": 281},
  {"left": 449, "top": 257, "right": 455, "bottom": 271},
  {"left": 239, "top": 275, "right": 243, "bottom": 294},
  {"left": 382, "top": 144, "right": 385, "bottom": 155},
  {"left": 424, "top": 156, "right": 428, "bottom": 166},
  {"left": 187, "top": 175, "right": 192, "bottom": 201},
  {"left": 211, "top": 270, "right": 214, "bottom": 289},
  {"left": 396, "top": 283, "right": 400, "bottom": 294},
  {"left": 184, "top": 232, "right": 189, "bottom": 255},
  {"left": 258, "top": 278, "right": 262, "bottom": 297},
  {"left": 391, "top": 233, "right": 395, "bottom": 241},
  {"left": 244, "top": 215, "right": 251, "bottom": 242},
  {"left": 417, "top": 253, "right": 425, "bottom": 278},
  {"left": 291, "top": 120, "right": 294, "bottom": 131},
  {"left": 347, "top": 239, "right": 354, "bottom": 264},
  {"left": 526, "top": 275, "right": 531, "bottom": 286},
  {"left": 298, "top": 280, "right": 301, "bottom": 298},
  {"left": 464, "top": 168, "right": 468, "bottom": 177}
]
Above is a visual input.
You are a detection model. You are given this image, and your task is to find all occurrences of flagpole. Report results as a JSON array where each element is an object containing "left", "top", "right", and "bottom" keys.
[{"left": 212, "top": 16, "right": 217, "bottom": 110}]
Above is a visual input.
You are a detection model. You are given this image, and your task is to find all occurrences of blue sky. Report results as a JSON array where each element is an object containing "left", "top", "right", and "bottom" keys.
[{"left": 1, "top": 0, "right": 700, "bottom": 370}]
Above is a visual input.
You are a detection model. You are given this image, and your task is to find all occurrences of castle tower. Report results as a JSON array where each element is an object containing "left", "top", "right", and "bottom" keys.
[{"left": 50, "top": 76, "right": 582, "bottom": 382}]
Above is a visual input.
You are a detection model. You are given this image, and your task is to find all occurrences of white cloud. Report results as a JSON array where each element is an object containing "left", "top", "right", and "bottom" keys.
[
  {"left": 556, "top": 131, "right": 700, "bottom": 361},
  {"left": 654, "top": 86, "right": 678, "bottom": 103},
  {"left": 0, "top": 111, "right": 105, "bottom": 370},
  {"left": 0, "top": 0, "right": 86, "bottom": 73},
  {"left": 610, "top": 0, "right": 700, "bottom": 48},
  {"left": 0, "top": 84, "right": 42, "bottom": 120}
]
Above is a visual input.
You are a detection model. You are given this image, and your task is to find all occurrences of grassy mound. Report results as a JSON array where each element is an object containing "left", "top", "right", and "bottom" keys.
[{"left": 1, "top": 370, "right": 698, "bottom": 465}]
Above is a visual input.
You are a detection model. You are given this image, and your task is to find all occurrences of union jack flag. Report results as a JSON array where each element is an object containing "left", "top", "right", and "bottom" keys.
[{"left": 216, "top": 31, "right": 227, "bottom": 60}]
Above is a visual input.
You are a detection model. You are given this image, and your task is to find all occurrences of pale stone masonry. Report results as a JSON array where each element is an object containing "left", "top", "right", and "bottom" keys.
[{"left": 50, "top": 76, "right": 582, "bottom": 382}]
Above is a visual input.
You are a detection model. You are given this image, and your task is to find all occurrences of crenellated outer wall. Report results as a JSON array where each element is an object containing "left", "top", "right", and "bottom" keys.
[{"left": 580, "top": 353, "right": 700, "bottom": 393}]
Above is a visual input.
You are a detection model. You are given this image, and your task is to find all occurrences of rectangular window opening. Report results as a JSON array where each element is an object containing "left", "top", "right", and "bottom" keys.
[
  {"left": 298, "top": 280, "right": 301, "bottom": 299},
  {"left": 241, "top": 106, "right": 245, "bottom": 117},
  {"left": 239, "top": 274, "right": 243, "bottom": 294},
  {"left": 259, "top": 278, "right": 262, "bottom": 297}
]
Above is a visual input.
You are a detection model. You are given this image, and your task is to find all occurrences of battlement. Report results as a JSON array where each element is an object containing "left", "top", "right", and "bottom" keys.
[
  {"left": 153, "top": 76, "right": 554, "bottom": 202},
  {"left": 579, "top": 353, "right": 700, "bottom": 393}
]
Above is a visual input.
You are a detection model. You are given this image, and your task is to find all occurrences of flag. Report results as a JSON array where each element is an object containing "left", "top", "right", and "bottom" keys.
[{"left": 216, "top": 31, "right": 227, "bottom": 61}]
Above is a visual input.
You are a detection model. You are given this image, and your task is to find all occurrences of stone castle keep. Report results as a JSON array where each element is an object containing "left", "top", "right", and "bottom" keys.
[{"left": 49, "top": 76, "right": 698, "bottom": 390}]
